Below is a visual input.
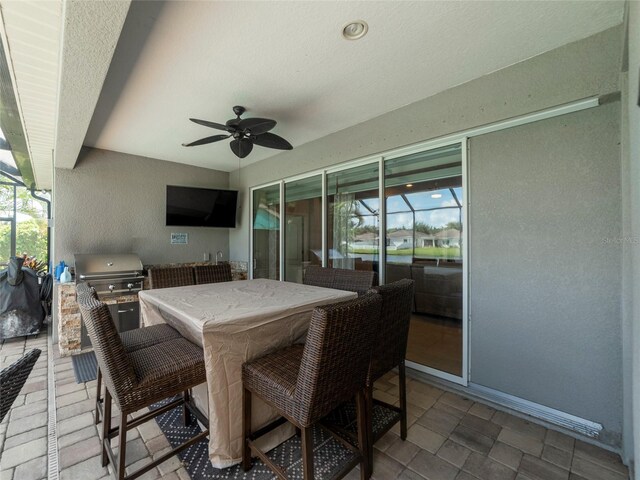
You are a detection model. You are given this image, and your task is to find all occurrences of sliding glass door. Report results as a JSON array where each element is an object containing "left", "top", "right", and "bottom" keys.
[
  {"left": 252, "top": 184, "right": 281, "bottom": 280},
  {"left": 284, "top": 175, "right": 322, "bottom": 283},
  {"left": 385, "top": 144, "right": 464, "bottom": 378},
  {"left": 326, "top": 162, "right": 379, "bottom": 274},
  {"left": 250, "top": 140, "right": 467, "bottom": 383}
]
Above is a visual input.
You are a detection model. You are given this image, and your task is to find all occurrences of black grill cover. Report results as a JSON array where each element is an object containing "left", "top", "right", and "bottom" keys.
[{"left": 0, "top": 257, "right": 44, "bottom": 340}]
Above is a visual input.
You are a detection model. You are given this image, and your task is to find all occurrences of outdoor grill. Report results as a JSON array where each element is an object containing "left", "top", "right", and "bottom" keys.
[
  {"left": 74, "top": 253, "right": 144, "bottom": 297},
  {"left": 74, "top": 253, "right": 144, "bottom": 348}
]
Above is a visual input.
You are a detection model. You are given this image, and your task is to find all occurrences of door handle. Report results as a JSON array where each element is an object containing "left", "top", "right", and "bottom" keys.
[{"left": 117, "top": 308, "right": 135, "bottom": 314}]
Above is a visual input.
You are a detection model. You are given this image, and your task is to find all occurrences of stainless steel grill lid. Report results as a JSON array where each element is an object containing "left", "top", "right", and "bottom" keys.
[{"left": 74, "top": 254, "right": 143, "bottom": 280}]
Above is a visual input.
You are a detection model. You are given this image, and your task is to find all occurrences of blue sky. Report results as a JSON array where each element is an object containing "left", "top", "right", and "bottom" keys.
[{"left": 356, "top": 187, "right": 463, "bottom": 230}]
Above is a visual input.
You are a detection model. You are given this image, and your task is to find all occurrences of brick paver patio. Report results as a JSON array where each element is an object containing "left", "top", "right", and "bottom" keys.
[
  {"left": 0, "top": 327, "right": 50, "bottom": 480},
  {"left": 0, "top": 327, "right": 631, "bottom": 480}
]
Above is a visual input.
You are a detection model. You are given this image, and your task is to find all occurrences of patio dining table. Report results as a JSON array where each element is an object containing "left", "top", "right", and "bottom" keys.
[{"left": 138, "top": 278, "right": 357, "bottom": 468}]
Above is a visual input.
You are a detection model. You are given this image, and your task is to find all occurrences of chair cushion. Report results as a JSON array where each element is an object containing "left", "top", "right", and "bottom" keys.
[
  {"left": 242, "top": 344, "right": 303, "bottom": 411},
  {"left": 124, "top": 338, "right": 206, "bottom": 411},
  {"left": 120, "top": 324, "right": 182, "bottom": 353}
]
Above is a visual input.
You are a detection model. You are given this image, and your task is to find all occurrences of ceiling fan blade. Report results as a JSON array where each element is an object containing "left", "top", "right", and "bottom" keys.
[
  {"left": 251, "top": 132, "right": 293, "bottom": 150},
  {"left": 182, "top": 134, "right": 230, "bottom": 147},
  {"left": 230, "top": 138, "right": 254, "bottom": 158},
  {"left": 189, "top": 118, "right": 235, "bottom": 132},
  {"left": 237, "top": 117, "right": 276, "bottom": 135}
]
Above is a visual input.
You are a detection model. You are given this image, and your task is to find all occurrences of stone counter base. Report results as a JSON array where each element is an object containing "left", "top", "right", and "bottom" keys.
[{"left": 57, "top": 283, "right": 138, "bottom": 357}]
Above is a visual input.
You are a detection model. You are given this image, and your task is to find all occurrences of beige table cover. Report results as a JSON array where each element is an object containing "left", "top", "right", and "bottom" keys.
[{"left": 138, "top": 278, "right": 356, "bottom": 468}]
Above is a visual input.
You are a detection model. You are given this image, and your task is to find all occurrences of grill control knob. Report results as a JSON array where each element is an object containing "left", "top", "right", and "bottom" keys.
[
  {"left": 127, "top": 283, "right": 134, "bottom": 290},
  {"left": 108, "top": 284, "right": 115, "bottom": 292}
]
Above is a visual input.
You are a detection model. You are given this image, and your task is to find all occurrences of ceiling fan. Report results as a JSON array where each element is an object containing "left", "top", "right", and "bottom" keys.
[{"left": 182, "top": 106, "right": 293, "bottom": 158}]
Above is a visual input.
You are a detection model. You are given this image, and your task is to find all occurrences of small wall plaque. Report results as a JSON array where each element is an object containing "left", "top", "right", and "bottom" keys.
[{"left": 171, "top": 233, "right": 188, "bottom": 245}]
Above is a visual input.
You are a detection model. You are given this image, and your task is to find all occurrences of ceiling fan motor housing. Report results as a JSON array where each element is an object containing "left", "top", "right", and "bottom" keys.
[{"left": 184, "top": 105, "right": 293, "bottom": 158}]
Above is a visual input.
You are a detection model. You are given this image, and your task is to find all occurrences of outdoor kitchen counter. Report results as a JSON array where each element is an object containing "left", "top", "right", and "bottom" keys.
[{"left": 138, "top": 279, "right": 356, "bottom": 468}]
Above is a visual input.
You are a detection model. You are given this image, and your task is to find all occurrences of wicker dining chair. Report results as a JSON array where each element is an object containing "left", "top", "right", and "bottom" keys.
[
  {"left": 148, "top": 266, "right": 195, "bottom": 289},
  {"left": 333, "top": 268, "right": 378, "bottom": 295},
  {"left": 242, "top": 293, "right": 382, "bottom": 480},
  {"left": 76, "top": 283, "right": 183, "bottom": 425},
  {"left": 302, "top": 265, "right": 335, "bottom": 289},
  {"left": 364, "top": 279, "right": 414, "bottom": 475},
  {"left": 320, "top": 279, "right": 414, "bottom": 478},
  {"left": 303, "top": 266, "right": 377, "bottom": 295},
  {"left": 194, "top": 263, "right": 232, "bottom": 284},
  {"left": 0, "top": 348, "right": 41, "bottom": 423},
  {"left": 76, "top": 293, "right": 208, "bottom": 480}
]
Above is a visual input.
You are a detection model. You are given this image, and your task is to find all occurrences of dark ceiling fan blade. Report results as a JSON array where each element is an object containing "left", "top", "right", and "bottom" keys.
[
  {"left": 251, "top": 132, "right": 293, "bottom": 150},
  {"left": 230, "top": 138, "right": 254, "bottom": 158},
  {"left": 189, "top": 118, "right": 235, "bottom": 132},
  {"left": 237, "top": 117, "right": 276, "bottom": 135},
  {"left": 182, "top": 134, "right": 230, "bottom": 147}
]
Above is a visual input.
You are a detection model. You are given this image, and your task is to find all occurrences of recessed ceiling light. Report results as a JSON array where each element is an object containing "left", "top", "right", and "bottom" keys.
[
  {"left": 406, "top": 183, "right": 413, "bottom": 188},
  {"left": 343, "top": 20, "right": 368, "bottom": 40},
  {"left": 431, "top": 193, "right": 442, "bottom": 199}
]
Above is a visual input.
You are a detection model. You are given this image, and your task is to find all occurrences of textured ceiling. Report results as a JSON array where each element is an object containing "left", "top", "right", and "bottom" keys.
[{"left": 85, "top": 1, "right": 624, "bottom": 173}]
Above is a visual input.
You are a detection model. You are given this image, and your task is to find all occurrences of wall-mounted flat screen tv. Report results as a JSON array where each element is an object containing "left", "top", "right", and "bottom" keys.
[{"left": 166, "top": 185, "right": 238, "bottom": 228}]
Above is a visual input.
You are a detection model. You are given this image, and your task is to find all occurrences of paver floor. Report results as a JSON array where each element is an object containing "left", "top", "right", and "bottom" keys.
[
  {"left": 0, "top": 327, "right": 50, "bottom": 480},
  {"left": 0, "top": 328, "right": 632, "bottom": 480}
]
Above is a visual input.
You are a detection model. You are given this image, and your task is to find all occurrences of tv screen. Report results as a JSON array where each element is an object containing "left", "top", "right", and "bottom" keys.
[{"left": 166, "top": 185, "right": 238, "bottom": 228}]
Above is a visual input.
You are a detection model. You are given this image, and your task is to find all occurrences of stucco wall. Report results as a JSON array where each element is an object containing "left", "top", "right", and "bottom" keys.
[
  {"left": 469, "top": 103, "right": 622, "bottom": 444},
  {"left": 53, "top": 147, "right": 230, "bottom": 266}
]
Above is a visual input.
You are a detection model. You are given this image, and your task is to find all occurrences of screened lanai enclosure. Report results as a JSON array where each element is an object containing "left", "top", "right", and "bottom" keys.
[
  {"left": 251, "top": 142, "right": 467, "bottom": 381},
  {"left": 0, "top": 138, "right": 51, "bottom": 340},
  {"left": 0, "top": 154, "right": 51, "bottom": 271}
]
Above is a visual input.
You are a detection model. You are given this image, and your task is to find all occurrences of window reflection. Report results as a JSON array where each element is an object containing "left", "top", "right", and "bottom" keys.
[
  {"left": 386, "top": 181, "right": 463, "bottom": 263},
  {"left": 327, "top": 163, "right": 379, "bottom": 274},
  {"left": 252, "top": 185, "right": 280, "bottom": 280},
  {"left": 385, "top": 144, "right": 464, "bottom": 376},
  {"left": 284, "top": 176, "right": 322, "bottom": 283}
]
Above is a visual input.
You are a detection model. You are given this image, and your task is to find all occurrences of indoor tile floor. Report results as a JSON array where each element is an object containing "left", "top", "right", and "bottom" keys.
[{"left": 0, "top": 330, "right": 631, "bottom": 480}]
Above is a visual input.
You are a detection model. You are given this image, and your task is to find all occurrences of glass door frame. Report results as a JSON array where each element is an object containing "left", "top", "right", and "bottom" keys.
[
  {"left": 283, "top": 172, "right": 327, "bottom": 280},
  {"left": 325, "top": 158, "right": 382, "bottom": 274},
  {"left": 249, "top": 138, "right": 469, "bottom": 386},
  {"left": 249, "top": 180, "right": 284, "bottom": 280},
  {"left": 383, "top": 139, "right": 469, "bottom": 386}
]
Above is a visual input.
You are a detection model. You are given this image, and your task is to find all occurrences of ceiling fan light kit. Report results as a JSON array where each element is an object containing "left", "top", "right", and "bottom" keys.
[{"left": 183, "top": 106, "right": 293, "bottom": 159}]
